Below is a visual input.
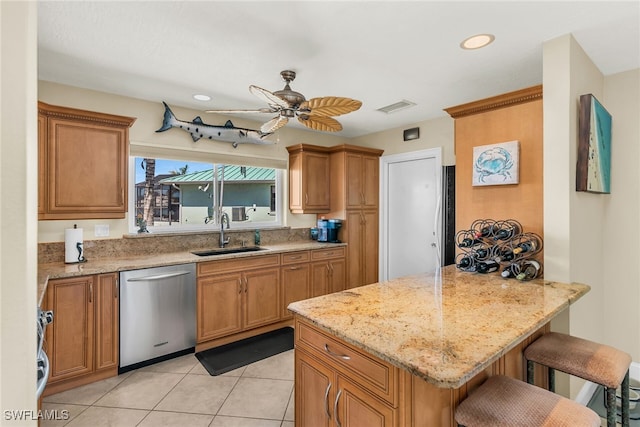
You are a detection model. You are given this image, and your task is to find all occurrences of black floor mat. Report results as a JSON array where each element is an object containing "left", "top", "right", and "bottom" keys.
[{"left": 195, "top": 327, "right": 294, "bottom": 376}]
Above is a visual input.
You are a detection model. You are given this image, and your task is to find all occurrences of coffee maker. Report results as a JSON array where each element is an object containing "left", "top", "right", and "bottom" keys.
[{"left": 317, "top": 219, "right": 342, "bottom": 243}]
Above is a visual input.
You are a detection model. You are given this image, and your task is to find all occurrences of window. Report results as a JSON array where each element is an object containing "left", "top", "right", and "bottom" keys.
[{"left": 131, "top": 157, "right": 282, "bottom": 233}]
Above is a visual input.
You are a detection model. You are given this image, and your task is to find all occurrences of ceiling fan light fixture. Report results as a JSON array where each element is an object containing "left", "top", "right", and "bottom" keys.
[
  {"left": 376, "top": 100, "right": 416, "bottom": 114},
  {"left": 460, "top": 33, "right": 495, "bottom": 50},
  {"left": 193, "top": 94, "right": 211, "bottom": 101}
]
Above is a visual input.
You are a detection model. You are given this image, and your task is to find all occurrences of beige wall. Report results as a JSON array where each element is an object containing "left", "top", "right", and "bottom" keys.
[
  {"left": 544, "top": 34, "right": 640, "bottom": 396},
  {"left": 38, "top": 81, "right": 455, "bottom": 242},
  {"left": 37, "top": 82, "right": 352, "bottom": 242},
  {"left": 1, "top": 1, "right": 38, "bottom": 424}
]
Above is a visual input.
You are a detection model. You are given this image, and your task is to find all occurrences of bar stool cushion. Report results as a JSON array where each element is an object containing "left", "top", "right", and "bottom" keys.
[
  {"left": 524, "top": 332, "right": 631, "bottom": 388},
  {"left": 455, "top": 375, "right": 601, "bottom": 427}
]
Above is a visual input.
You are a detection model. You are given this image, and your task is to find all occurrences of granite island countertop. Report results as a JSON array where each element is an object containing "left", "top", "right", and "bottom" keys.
[
  {"left": 287, "top": 264, "right": 590, "bottom": 389},
  {"left": 38, "top": 241, "right": 345, "bottom": 307}
]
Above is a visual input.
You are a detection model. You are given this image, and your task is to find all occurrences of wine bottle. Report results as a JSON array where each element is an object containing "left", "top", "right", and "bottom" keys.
[
  {"left": 516, "top": 260, "right": 541, "bottom": 281},
  {"left": 476, "top": 259, "right": 499, "bottom": 274},
  {"left": 457, "top": 255, "right": 476, "bottom": 270},
  {"left": 474, "top": 224, "right": 496, "bottom": 239},
  {"left": 459, "top": 237, "right": 481, "bottom": 248},
  {"left": 501, "top": 262, "right": 521, "bottom": 278},
  {"left": 474, "top": 245, "right": 495, "bottom": 259},
  {"left": 494, "top": 222, "right": 521, "bottom": 241}
]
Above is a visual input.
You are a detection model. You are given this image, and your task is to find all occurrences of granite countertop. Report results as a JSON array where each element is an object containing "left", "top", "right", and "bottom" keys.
[
  {"left": 287, "top": 265, "right": 590, "bottom": 389},
  {"left": 38, "top": 241, "right": 345, "bottom": 306}
]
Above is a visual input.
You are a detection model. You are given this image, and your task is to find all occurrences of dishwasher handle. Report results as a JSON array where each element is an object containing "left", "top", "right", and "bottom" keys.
[{"left": 126, "top": 271, "right": 192, "bottom": 282}]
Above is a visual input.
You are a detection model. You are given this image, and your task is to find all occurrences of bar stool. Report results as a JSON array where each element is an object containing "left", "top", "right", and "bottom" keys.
[
  {"left": 524, "top": 332, "right": 632, "bottom": 427},
  {"left": 455, "top": 375, "right": 601, "bottom": 426}
]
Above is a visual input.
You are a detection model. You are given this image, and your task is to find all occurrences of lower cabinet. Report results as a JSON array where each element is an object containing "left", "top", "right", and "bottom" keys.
[
  {"left": 42, "top": 273, "right": 119, "bottom": 395},
  {"left": 197, "top": 254, "right": 280, "bottom": 343},
  {"left": 310, "top": 247, "right": 346, "bottom": 298},
  {"left": 295, "top": 319, "right": 399, "bottom": 427},
  {"left": 281, "top": 251, "right": 311, "bottom": 320}
]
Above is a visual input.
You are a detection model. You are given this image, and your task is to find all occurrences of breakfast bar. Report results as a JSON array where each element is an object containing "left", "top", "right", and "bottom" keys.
[{"left": 288, "top": 265, "right": 590, "bottom": 426}]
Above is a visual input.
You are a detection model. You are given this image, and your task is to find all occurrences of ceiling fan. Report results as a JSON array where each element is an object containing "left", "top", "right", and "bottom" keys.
[{"left": 206, "top": 70, "right": 362, "bottom": 133}]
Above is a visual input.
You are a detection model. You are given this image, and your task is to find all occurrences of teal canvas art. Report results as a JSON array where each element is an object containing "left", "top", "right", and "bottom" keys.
[{"left": 577, "top": 94, "right": 612, "bottom": 193}]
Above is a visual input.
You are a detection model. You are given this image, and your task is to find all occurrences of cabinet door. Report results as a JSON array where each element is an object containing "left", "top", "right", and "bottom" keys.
[
  {"left": 362, "top": 210, "right": 379, "bottom": 286},
  {"left": 329, "top": 258, "right": 347, "bottom": 294},
  {"left": 310, "top": 261, "right": 331, "bottom": 298},
  {"left": 336, "top": 375, "right": 396, "bottom": 427},
  {"left": 197, "top": 273, "right": 243, "bottom": 342},
  {"left": 281, "top": 263, "right": 311, "bottom": 319},
  {"left": 296, "top": 349, "right": 334, "bottom": 427},
  {"left": 346, "top": 153, "right": 364, "bottom": 209},
  {"left": 46, "top": 117, "right": 127, "bottom": 217},
  {"left": 346, "top": 210, "right": 364, "bottom": 288},
  {"left": 94, "top": 273, "right": 119, "bottom": 371},
  {"left": 243, "top": 267, "right": 280, "bottom": 330},
  {"left": 362, "top": 155, "right": 379, "bottom": 208},
  {"left": 303, "top": 151, "right": 331, "bottom": 211},
  {"left": 38, "top": 113, "right": 47, "bottom": 215},
  {"left": 45, "top": 276, "right": 94, "bottom": 382}
]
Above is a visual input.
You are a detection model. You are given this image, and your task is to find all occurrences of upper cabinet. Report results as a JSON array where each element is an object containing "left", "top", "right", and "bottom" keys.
[
  {"left": 332, "top": 146, "right": 383, "bottom": 211},
  {"left": 286, "top": 144, "right": 331, "bottom": 214},
  {"left": 38, "top": 102, "right": 136, "bottom": 220}
]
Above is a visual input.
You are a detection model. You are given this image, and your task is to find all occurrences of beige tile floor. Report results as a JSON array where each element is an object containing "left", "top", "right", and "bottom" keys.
[{"left": 42, "top": 350, "right": 295, "bottom": 427}]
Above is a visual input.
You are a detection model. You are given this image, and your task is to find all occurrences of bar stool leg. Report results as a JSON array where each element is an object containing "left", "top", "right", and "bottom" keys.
[
  {"left": 605, "top": 386, "right": 616, "bottom": 427},
  {"left": 622, "top": 370, "right": 630, "bottom": 427},
  {"left": 527, "top": 360, "right": 535, "bottom": 384},
  {"left": 548, "top": 367, "right": 555, "bottom": 393}
]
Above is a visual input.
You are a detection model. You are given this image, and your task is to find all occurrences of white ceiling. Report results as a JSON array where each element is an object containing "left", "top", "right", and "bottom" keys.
[{"left": 38, "top": 1, "right": 639, "bottom": 138}]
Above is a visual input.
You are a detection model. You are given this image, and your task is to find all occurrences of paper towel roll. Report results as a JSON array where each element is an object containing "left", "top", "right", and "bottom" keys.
[{"left": 65, "top": 227, "right": 84, "bottom": 263}]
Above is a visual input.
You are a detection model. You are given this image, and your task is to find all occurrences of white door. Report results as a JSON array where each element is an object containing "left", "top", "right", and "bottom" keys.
[{"left": 380, "top": 148, "right": 442, "bottom": 281}]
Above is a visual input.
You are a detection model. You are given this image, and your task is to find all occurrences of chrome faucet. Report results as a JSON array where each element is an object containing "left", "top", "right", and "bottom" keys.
[{"left": 219, "top": 212, "right": 230, "bottom": 248}]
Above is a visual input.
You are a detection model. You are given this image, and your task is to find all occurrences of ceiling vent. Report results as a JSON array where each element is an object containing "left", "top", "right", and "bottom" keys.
[{"left": 376, "top": 100, "right": 416, "bottom": 114}]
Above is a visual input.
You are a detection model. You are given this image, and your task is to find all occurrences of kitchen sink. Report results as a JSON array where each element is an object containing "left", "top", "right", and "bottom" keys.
[{"left": 191, "top": 246, "right": 265, "bottom": 257}]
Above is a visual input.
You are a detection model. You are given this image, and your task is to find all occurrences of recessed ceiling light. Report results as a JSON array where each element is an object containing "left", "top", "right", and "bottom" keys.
[
  {"left": 193, "top": 94, "right": 211, "bottom": 101},
  {"left": 460, "top": 34, "right": 495, "bottom": 50}
]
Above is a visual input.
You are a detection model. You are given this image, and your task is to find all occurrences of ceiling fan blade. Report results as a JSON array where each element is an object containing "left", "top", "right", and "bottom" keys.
[
  {"left": 298, "top": 114, "right": 343, "bottom": 132},
  {"left": 249, "top": 85, "right": 290, "bottom": 110},
  {"left": 300, "top": 97, "right": 362, "bottom": 117},
  {"left": 261, "top": 115, "right": 288, "bottom": 133},
  {"left": 205, "top": 108, "right": 274, "bottom": 114}
]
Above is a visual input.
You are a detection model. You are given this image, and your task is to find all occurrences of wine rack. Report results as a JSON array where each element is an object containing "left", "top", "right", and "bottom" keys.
[{"left": 455, "top": 218, "right": 543, "bottom": 280}]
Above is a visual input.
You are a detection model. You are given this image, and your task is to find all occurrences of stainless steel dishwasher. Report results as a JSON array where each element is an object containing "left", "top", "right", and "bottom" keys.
[{"left": 119, "top": 263, "right": 196, "bottom": 372}]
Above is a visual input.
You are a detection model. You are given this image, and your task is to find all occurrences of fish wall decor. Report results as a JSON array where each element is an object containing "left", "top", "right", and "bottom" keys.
[{"left": 156, "top": 102, "right": 274, "bottom": 148}]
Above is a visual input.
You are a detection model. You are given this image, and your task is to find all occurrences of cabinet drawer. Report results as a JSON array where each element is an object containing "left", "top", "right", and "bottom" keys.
[
  {"left": 281, "top": 251, "right": 310, "bottom": 265},
  {"left": 198, "top": 254, "right": 280, "bottom": 276},
  {"left": 311, "top": 247, "right": 345, "bottom": 261},
  {"left": 296, "top": 319, "right": 397, "bottom": 405}
]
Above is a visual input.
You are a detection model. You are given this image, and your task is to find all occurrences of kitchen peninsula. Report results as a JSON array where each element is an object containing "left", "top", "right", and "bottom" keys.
[{"left": 288, "top": 265, "right": 590, "bottom": 427}]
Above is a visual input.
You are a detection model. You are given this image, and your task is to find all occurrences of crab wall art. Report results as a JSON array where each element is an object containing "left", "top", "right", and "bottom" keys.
[{"left": 472, "top": 140, "right": 520, "bottom": 186}]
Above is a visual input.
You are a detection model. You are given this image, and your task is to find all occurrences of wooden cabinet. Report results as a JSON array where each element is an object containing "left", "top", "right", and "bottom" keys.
[
  {"left": 295, "top": 319, "right": 399, "bottom": 427},
  {"left": 286, "top": 144, "right": 331, "bottom": 213},
  {"left": 42, "top": 272, "right": 119, "bottom": 396},
  {"left": 310, "top": 247, "right": 346, "bottom": 297},
  {"left": 197, "top": 254, "right": 280, "bottom": 343},
  {"left": 345, "top": 210, "right": 379, "bottom": 288},
  {"left": 324, "top": 145, "right": 384, "bottom": 288},
  {"left": 345, "top": 151, "right": 380, "bottom": 210},
  {"left": 38, "top": 102, "right": 136, "bottom": 220},
  {"left": 281, "top": 251, "right": 311, "bottom": 320}
]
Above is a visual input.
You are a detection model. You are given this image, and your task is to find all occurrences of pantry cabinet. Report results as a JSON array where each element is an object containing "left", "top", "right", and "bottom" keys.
[
  {"left": 38, "top": 102, "right": 136, "bottom": 220},
  {"left": 326, "top": 145, "right": 384, "bottom": 288},
  {"left": 286, "top": 144, "right": 331, "bottom": 213},
  {"left": 42, "top": 272, "right": 119, "bottom": 396}
]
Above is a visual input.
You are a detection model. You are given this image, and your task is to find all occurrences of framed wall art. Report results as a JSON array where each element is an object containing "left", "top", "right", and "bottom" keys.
[
  {"left": 576, "top": 94, "right": 612, "bottom": 193},
  {"left": 472, "top": 140, "right": 519, "bottom": 186}
]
